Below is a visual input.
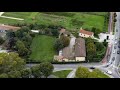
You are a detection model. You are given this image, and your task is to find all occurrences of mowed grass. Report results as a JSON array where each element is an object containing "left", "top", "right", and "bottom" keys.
[
  {"left": 1, "top": 12, "right": 107, "bottom": 32},
  {"left": 37, "top": 12, "right": 106, "bottom": 31},
  {"left": 52, "top": 70, "right": 72, "bottom": 78},
  {"left": 30, "top": 35, "right": 56, "bottom": 62},
  {"left": 0, "top": 17, "right": 23, "bottom": 24}
]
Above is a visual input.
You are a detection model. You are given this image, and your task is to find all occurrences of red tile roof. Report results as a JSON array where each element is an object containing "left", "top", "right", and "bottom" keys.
[
  {"left": 0, "top": 24, "right": 20, "bottom": 31},
  {"left": 80, "top": 29, "right": 94, "bottom": 36}
]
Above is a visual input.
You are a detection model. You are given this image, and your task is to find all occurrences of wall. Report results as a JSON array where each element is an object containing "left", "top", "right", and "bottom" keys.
[{"left": 76, "top": 57, "right": 85, "bottom": 61}]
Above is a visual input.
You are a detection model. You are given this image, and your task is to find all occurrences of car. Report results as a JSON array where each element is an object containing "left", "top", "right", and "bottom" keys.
[
  {"left": 113, "top": 50, "right": 115, "bottom": 54},
  {"left": 114, "top": 46, "right": 116, "bottom": 49},
  {"left": 106, "top": 70, "right": 112, "bottom": 75},
  {"left": 89, "top": 67, "right": 95, "bottom": 69},
  {"left": 112, "top": 57, "right": 115, "bottom": 61},
  {"left": 115, "top": 41, "right": 117, "bottom": 44},
  {"left": 119, "top": 41, "right": 120, "bottom": 44},
  {"left": 116, "top": 29, "right": 118, "bottom": 32},
  {"left": 118, "top": 45, "right": 120, "bottom": 48},
  {"left": 115, "top": 37, "right": 117, "bottom": 40},
  {"left": 117, "top": 51, "right": 120, "bottom": 54}
]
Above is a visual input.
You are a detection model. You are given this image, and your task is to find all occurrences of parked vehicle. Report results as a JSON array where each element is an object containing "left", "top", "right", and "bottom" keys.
[
  {"left": 117, "top": 51, "right": 120, "bottom": 54},
  {"left": 116, "top": 29, "right": 118, "bottom": 32},
  {"left": 113, "top": 50, "right": 115, "bottom": 54},
  {"left": 106, "top": 70, "right": 112, "bottom": 75},
  {"left": 115, "top": 41, "right": 117, "bottom": 44},
  {"left": 114, "top": 45, "right": 116, "bottom": 49},
  {"left": 89, "top": 67, "right": 95, "bottom": 69},
  {"left": 118, "top": 45, "right": 120, "bottom": 48},
  {"left": 112, "top": 57, "right": 115, "bottom": 61}
]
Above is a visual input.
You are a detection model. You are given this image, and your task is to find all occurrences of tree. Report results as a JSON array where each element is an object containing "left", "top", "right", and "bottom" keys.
[
  {"left": 114, "top": 18, "right": 117, "bottom": 22},
  {"left": 0, "top": 36, "right": 5, "bottom": 45},
  {"left": 20, "top": 68, "right": 31, "bottom": 78},
  {"left": 60, "top": 35, "right": 70, "bottom": 47},
  {"left": 95, "top": 42, "right": 104, "bottom": 51},
  {"left": 7, "top": 37, "right": 16, "bottom": 50},
  {"left": 8, "top": 71, "right": 21, "bottom": 78},
  {"left": 103, "top": 39, "right": 108, "bottom": 47},
  {"left": 0, "top": 73, "right": 8, "bottom": 78},
  {"left": 31, "top": 64, "right": 42, "bottom": 78},
  {"left": 91, "top": 27, "right": 101, "bottom": 38},
  {"left": 15, "top": 40, "right": 29, "bottom": 57},
  {"left": 75, "top": 66, "right": 90, "bottom": 78},
  {"left": 6, "top": 30, "right": 15, "bottom": 39},
  {"left": 54, "top": 39, "right": 64, "bottom": 52},
  {"left": 0, "top": 52, "right": 25, "bottom": 74},
  {"left": 39, "top": 62, "right": 54, "bottom": 78},
  {"left": 86, "top": 42, "right": 96, "bottom": 61},
  {"left": 88, "top": 69, "right": 109, "bottom": 78}
]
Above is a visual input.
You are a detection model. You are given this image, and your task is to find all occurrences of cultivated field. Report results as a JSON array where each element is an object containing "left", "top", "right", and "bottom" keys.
[{"left": 1, "top": 12, "right": 108, "bottom": 32}]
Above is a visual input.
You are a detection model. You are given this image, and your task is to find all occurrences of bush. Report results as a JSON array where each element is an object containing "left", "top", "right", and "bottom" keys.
[
  {"left": 0, "top": 37, "right": 5, "bottom": 45},
  {"left": 0, "top": 73, "right": 8, "bottom": 78},
  {"left": 75, "top": 66, "right": 90, "bottom": 78}
]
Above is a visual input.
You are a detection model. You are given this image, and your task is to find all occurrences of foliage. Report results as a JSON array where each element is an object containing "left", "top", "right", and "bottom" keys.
[
  {"left": 91, "top": 27, "right": 101, "bottom": 38},
  {"left": 39, "top": 62, "right": 54, "bottom": 78},
  {"left": 0, "top": 36, "right": 5, "bottom": 45},
  {"left": 8, "top": 70, "right": 21, "bottom": 78},
  {"left": 53, "top": 70, "right": 72, "bottom": 78},
  {"left": 0, "top": 73, "right": 8, "bottom": 78},
  {"left": 60, "top": 35, "right": 70, "bottom": 47},
  {"left": 20, "top": 68, "right": 31, "bottom": 78},
  {"left": 54, "top": 38, "right": 64, "bottom": 52},
  {"left": 31, "top": 64, "right": 42, "bottom": 78},
  {"left": 75, "top": 66, "right": 90, "bottom": 78},
  {"left": 0, "top": 52, "right": 25, "bottom": 74},
  {"left": 15, "top": 40, "right": 29, "bottom": 57},
  {"left": 75, "top": 66, "right": 109, "bottom": 78}
]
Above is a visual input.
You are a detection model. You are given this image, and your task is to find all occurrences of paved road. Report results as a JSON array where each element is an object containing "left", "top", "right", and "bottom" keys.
[
  {"left": 100, "top": 12, "right": 120, "bottom": 78},
  {"left": 0, "top": 12, "right": 4, "bottom": 16},
  {"left": 0, "top": 12, "right": 24, "bottom": 20}
]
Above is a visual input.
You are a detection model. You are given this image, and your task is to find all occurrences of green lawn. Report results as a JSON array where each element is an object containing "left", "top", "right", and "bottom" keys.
[
  {"left": 30, "top": 35, "right": 56, "bottom": 62},
  {"left": 52, "top": 70, "right": 72, "bottom": 78},
  {"left": 1, "top": 12, "right": 108, "bottom": 32}
]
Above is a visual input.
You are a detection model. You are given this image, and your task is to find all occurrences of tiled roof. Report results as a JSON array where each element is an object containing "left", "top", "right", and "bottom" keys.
[
  {"left": 80, "top": 29, "right": 94, "bottom": 36},
  {"left": 0, "top": 24, "right": 20, "bottom": 31},
  {"left": 75, "top": 38, "right": 86, "bottom": 57}
]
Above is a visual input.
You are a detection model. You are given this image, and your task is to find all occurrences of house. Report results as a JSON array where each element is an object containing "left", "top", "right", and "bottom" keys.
[
  {"left": 74, "top": 38, "right": 86, "bottom": 61},
  {"left": 79, "top": 28, "right": 94, "bottom": 38},
  {"left": 0, "top": 24, "right": 20, "bottom": 38}
]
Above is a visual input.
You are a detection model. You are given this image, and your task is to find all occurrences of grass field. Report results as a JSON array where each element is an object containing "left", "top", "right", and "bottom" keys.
[
  {"left": 1, "top": 12, "right": 108, "bottom": 32},
  {"left": 30, "top": 35, "right": 56, "bottom": 62},
  {"left": 52, "top": 70, "right": 72, "bottom": 78}
]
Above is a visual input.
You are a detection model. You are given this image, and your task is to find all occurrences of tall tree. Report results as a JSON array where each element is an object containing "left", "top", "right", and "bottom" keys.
[
  {"left": 15, "top": 40, "right": 29, "bottom": 57},
  {"left": 75, "top": 66, "right": 90, "bottom": 78},
  {"left": 0, "top": 52, "right": 25, "bottom": 74},
  {"left": 39, "top": 62, "right": 54, "bottom": 78},
  {"left": 31, "top": 64, "right": 42, "bottom": 78}
]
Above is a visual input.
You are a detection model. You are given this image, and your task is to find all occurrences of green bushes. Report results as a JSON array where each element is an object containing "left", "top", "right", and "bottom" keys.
[
  {"left": 41, "top": 12, "right": 75, "bottom": 17},
  {"left": 75, "top": 66, "right": 109, "bottom": 78},
  {"left": 0, "top": 36, "right": 5, "bottom": 45}
]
